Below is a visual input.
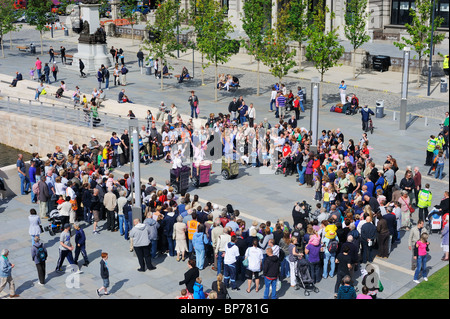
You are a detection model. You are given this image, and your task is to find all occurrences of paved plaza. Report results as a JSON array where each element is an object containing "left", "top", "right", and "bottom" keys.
[{"left": 0, "top": 24, "right": 449, "bottom": 300}]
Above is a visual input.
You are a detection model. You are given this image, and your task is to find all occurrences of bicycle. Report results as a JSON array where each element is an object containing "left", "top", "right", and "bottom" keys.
[{"left": 368, "top": 115, "right": 374, "bottom": 134}]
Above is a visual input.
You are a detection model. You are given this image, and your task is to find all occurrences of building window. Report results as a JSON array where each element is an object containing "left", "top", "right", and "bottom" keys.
[
  {"left": 391, "top": 0, "right": 415, "bottom": 25},
  {"left": 221, "top": 0, "right": 229, "bottom": 15},
  {"left": 437, "top": 0, "right": 449, "bottom": 28}
]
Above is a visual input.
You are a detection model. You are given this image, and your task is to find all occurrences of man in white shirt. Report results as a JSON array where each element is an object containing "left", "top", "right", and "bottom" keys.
[{"left": 224, "top": 235, "right": 240, "bottom": 290}]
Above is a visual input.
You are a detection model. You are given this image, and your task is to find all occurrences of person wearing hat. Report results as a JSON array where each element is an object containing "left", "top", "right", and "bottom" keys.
[
  {"left": 322, "top": 224, "right": 338, "bottom": 279},
  {"left": 56, "top": 224, "right": 82, "bottom": 273}
]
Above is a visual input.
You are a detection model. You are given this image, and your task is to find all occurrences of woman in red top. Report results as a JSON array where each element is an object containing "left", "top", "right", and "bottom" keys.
[{"left": 361, "top": 142, "right": 370, "bottom": 156}]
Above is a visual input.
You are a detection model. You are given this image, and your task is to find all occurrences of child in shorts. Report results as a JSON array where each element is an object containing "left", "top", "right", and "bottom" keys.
[{"left": 97, "top": 252, "right": 109, "bottom": 296}]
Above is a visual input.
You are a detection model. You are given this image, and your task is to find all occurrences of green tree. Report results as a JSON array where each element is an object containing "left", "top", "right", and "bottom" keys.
[
  {"left": 305, "top": 0, "right": 344, "bottom": 83},
  {"left": 344, "top": 0, "right": 371, "bottom": 79},
  {"left": 394, "top": 0, "right": 445, "bottom": 87},
  {"left": 241, "top": 0, "right": 272, "bottom": 96},
  {"left": 260, "top": 1, "right": 297, "bottom": 85},
  {"left": 0, "top": 0, "right": 23, "bottom": 58},
  {"left": 287, "top": 0, "right": 308, "bottom": 71},
  {"left": 192, "top": 0, "right": 236, "bottom": 102},
  {"left": 143, "top": 0, "right": 186, "bottom": 90},
  {"left": 25, "top": 0, "right": 53, "bottom": 55},
  {"left": 120, "top": 0, "right": 141, "bottom": 45}
]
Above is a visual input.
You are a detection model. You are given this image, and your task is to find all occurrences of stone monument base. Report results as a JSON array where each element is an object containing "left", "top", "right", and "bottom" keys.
[{"left": 73, "top": 43, "right": 111, "bottom": 73}]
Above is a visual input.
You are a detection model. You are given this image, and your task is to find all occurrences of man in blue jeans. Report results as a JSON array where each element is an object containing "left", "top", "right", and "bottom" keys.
[
  {"left": 223, "top": 236, "right": 240, "bottom": 290},
  {"left": 28, "top": 160, "right": 37, "bottom": 203},
  {"left": 17, "top": 154, "right": 30, "bottom": 195},
  {"left": 263, "top": 247, "right": 279, "bottom": 299}
]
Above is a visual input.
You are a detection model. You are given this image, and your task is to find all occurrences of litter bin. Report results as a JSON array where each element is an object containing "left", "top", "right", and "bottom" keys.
[
  {"left": 64, "top": 29, "right": 69, "bottom": 36},
  {"left": 441, "top": 78, "right": 448, "bottom": 93},
  {"left": 372, "top": 55, "right": 391, "bottom": 72},
  {"left": 376, "top": 100, "right": 384, "bottom": 118},
  {"left": 145, "top": 65, "right": 152, "bottom": 75}
]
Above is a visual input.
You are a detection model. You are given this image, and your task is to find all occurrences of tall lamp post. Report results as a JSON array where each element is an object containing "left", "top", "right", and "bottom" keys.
[
  {"left": 400, "top": 47, "right": 410, "bottom": 130},
  {"left": 128, "top": 118, "right": 142, "bottom": 222},
  {"left": 427, "top": 0, "right": 437, "bottom": 96},
  {"left": 310, "top": 77, "right": 320, "bottom": 154}
]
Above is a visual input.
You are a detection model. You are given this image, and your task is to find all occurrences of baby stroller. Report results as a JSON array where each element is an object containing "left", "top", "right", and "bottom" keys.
[
  {"left": 44, "top": 209, "right": 63, "bottom": 236},
  {"left": 295, "top": 258, "right": 319, "bottom": 296},
  {"left": 426, "top": 211, "right": 443, "bottom": 234}
]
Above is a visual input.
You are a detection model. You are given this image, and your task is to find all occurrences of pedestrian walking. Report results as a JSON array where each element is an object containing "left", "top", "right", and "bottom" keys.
[
  {"left": 79, "top": 59, "right": 86, "bottom": 77},
  {"left": 51, "top": 62, "right": 58, "bottom": 82},
  {"left": 28, "top": 208, "right": 42, "bottom": 246},
  {"left": 43, "top": 63, "right": 51, "bottom": 84},
  {"left": 55, "top": 224, "right": 82, "bottom": 273},
  {"left": 97, "top": 68, "right": 103, "bottom": 89},
  {"left": 102, "top": 64, "right": 110, "bottom": 90},
  {"left": 413, "top": 233, "right": 430, "bottom": 283},
  {"left": 0, "top": 249, "right": 20, "bottom": 298},
  {"left": 73, "top": 223, "right": 89, "bottom": 267},
  {"left": 49, "top": 46, "right": 55, "bottom": 63},
  {"left": 31, "top": 236, "right": 47, "bottom": 286},
  {"left": 96, "top": 252, "right": 110, "bottom": 296}
]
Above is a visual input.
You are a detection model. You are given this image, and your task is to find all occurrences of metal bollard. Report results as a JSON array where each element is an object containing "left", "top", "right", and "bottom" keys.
[{"left": 393, "top": 111, "right": 396, "bottom": 121}]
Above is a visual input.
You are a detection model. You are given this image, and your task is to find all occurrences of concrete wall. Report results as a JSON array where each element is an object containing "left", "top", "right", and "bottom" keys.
[
  {"left": 0, "top": 110, "right": 111, "bottom": 198},
  {"left": 0, "top": 110, "right": 111, "bottom": 158}
]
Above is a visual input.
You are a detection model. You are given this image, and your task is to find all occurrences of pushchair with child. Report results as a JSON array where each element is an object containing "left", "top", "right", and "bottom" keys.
[
  {"left": 295, "top": 258, "right": 320, "bottom": 296},
  {"left": 44, "top": 209, "right": 64, "bottom": 236}
]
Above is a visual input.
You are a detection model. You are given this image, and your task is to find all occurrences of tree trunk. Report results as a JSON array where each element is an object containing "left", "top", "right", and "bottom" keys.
[
  {"left": 160, "top": 57, "right": 164, "bottom": 91},
  {"left": 1, "top": 37, "right": 4, "bottom": 58},
  {"left": 131, "top": 24, "right": 134, "bottom": 45},
  {"left": 40, "top": 31, "right": 43, "bottom": 55},
  {"left": 201, "top": 54, "right": 205, "bottom": 86},
  {"left": 9, "top": 32, "right": 12, "bottom": 50},
  {"left": 417, "top": 55, "right": 422, "bottom": 88},
  {"left": 257, "top": 59, "right": 260, "bottom": 96},
  {"left": 215, "top": 62, "right": 218, "bottom": 102},
  {"left": 298, "top": 42, "right": 302, "bottom": 71},
  {"left": 353, "top": 48, "right": 357, "bottom": 79}
]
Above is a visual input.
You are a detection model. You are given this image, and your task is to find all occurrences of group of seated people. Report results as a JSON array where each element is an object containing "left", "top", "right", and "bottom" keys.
[{"left": 217, "top": 74, "right": 239, "bottom": 91}]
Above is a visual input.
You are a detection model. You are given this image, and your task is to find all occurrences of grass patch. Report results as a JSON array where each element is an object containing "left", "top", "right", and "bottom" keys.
[{"left": 400, "top": 264, "right": 449, "bottom": 299}]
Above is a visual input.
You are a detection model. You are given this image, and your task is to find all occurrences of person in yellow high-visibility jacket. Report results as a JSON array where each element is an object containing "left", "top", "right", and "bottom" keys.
[
  {"left": 425, "top": 135, "right": 437, "bottom": 166},
  {"left": 444, "top": 55, "right": 449, "bottom": 76},
  {"left": 417, "top": 183, "right": 433, "bottom": 222}
]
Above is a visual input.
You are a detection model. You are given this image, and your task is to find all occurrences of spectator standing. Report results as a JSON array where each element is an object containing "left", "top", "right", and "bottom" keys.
[
  {"left": 413, "top": 233, "right": 430, "bottom": 283},
  {"left": 223, "top": 235, "right": 240, "bottom": 290},
  {"left": 129, "top": 219, "right": 156, "bottom": 272},
  {"left": 17, "top": 154, "right": 30, "bottom": 196},
  {"left": 31, "top": 237, "right": 47, "bottom": 286},
  {"left": 262, "top": 247, "right": 280, "bottom": 299},
  {"left": 28, "top": 208, "right": 42, "bottom": 246},
  {"left": 244, "top": 239, "right": 263, "bottom": 293},
  {"left": 0, "top": 249, "right": 19, "bottom": 298}
]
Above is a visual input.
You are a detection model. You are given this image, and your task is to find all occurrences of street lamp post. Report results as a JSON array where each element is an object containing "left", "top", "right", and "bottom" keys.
[
  {"left": 400, "top": 47, "right": 410, "bottom": 130},
  {"left": 310, "top": 77, "right": 320, "bottom": 153},
  {"left": 128, "top": 119, "right": 142, "bottom": 222}
]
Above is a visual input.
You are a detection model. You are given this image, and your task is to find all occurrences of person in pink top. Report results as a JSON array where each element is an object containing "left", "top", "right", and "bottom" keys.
[
  {"left": 356, "top": 286, "right": 373, "bottom": 299},
  {"left": 35, "top": 57, "right": 42, "bottom": 80},
  {"left": 413, "top": 233, "right": 430, "bottom": 283}
]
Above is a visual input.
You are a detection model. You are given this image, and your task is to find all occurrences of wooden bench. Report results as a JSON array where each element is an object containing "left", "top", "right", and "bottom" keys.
[
  {"left": 175, "top": 74, "right": 193, "bottom": 81},
  {"left": 17, "top": 46, "right": 29, "bottom": 52},
  {"left": 163, "top": 73, "right": 172, "bottom": 79}
]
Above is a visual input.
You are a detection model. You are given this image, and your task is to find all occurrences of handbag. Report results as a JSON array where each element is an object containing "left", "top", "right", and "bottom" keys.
[
  {"left": 401, "top": 197, "right": 414, "bottom": 213},
  {"left": 242, "top": 257, "right": 249, "bottom": 268}
]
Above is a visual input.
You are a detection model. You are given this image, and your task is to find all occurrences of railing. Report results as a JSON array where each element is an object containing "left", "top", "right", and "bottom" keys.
[{"left": 0, "top": 95, "right": 149, "bottom": 133}]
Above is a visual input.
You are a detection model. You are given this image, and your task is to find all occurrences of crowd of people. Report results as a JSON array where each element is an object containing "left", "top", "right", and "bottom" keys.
[
  {"left": 6, "top": 90, "right": 447, "bottom": 300},
  {"left": 2, "top": 40, "right": 449, "bottom": 299}
]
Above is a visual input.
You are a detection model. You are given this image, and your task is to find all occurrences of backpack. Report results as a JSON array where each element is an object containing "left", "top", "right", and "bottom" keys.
[
  {"left": 36, "top": 246, "right": 47, "bottom": 262},
  {"left": 52, "top": 65, "right": 56, "bottom": 72},
  {"left": 327, "top": 239, "right": 338, "bottom": 254},
  {"left": 32, "top": 182, "right": 40, "bottom": 195},
  {"left": 382, "top": 178, "right": 388, "bottom": 190}
]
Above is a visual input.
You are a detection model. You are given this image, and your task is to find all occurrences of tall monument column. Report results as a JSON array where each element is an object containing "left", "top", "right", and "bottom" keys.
[{"left": 73, "top": 0, "right": 111, "bottom": 73}]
